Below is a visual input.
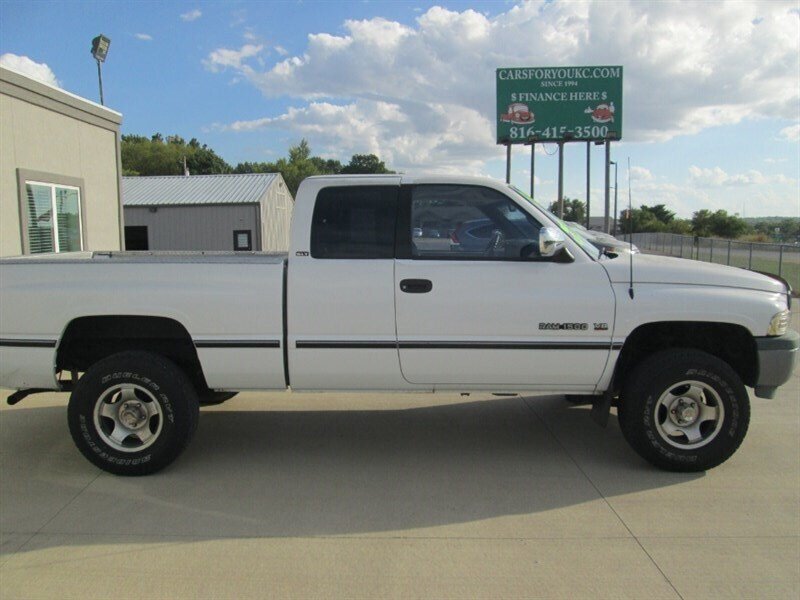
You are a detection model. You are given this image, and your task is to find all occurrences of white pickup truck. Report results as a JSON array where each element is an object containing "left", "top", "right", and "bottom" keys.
[{"left": 1, "top": 175, "right": 797, "bottom": 476}]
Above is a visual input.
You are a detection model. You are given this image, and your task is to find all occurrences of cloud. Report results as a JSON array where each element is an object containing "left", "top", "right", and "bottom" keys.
[
  {"left": 0, "top": 53, "right": 59, "bottom": 87},
  {"left": 629, "top": 166, "right": 653, "bottom": 181},
  {"left": 134, "top": 33, "right": 153, "bottom": 41},
  {"left": 221, "top": 99, "right": 496, "bottom": 173},
  {"left": 219, "top": 100, "right": 494, "bottom": 175},
  {"left": 274, "top": 45, "right": 289, "bottom": 56},
  {"left": 778, "top": 123, "right": 800, "bottom": 142},
  {"left": 688, "top": 165, "right": 794, "bottom": 187},
  {"left": 209, "top": 1, "right": 800, "bottom": 172},
  {"left": 231, "top": 9, "right": 247, "bottom": 27},
  {"left": 203, "top": 44, "right": 264, "bottom": 74},
  {"left": 635, "top": 177, "right": 796, "bottom": 217},
  {"left": 180, "top": 8, "right": 202, "bottom": 22}
]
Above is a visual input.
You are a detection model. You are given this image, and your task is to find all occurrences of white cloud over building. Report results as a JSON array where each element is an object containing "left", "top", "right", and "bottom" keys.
[{"left": 0, "top": 53, "right": 59, "bottom": 87}]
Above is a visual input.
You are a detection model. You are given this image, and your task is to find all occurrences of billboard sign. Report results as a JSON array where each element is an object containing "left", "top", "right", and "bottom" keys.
[{"left": 496, "top": 66, "right": 623, "bottom": 143}]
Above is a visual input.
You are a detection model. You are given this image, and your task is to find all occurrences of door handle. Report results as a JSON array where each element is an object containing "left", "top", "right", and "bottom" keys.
[{"left": 400, "top": 279, "right": 433, "bottom": 294}]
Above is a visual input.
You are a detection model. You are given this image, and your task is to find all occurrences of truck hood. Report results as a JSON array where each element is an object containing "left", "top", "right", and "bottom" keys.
[{"left": 600, "top": 253, "right": 787, "bottom": 294}]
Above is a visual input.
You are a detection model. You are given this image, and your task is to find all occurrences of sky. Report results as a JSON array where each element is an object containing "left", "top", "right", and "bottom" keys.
[{"left": 1, "top": 0, "right": 798, "bottom": 219}]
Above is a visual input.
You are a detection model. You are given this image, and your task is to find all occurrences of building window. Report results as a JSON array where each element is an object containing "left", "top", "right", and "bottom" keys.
[
  {"left": 234, "top": 230, "right": 252, "bottom": 251},
  {"left": 24, "top": 181, "right": 83, "bottom": 254}
]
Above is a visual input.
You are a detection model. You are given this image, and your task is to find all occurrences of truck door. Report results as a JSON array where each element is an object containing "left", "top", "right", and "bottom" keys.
[
  {"left": 394, "top": 183, "right": 616, "bottom": 390},
  {"left": 288, "top": 181, "right": 410, "bottom": 390}
]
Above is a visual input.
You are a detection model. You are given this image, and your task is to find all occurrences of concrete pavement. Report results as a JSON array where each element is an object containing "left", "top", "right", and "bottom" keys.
[{"left": 1, "top": 321, "right": 798, "bottom": 598}]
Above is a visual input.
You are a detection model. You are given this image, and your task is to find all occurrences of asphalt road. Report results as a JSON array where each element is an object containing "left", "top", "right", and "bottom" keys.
[{"left": 1, "top": 309, "right": 798, "bottom": 599}]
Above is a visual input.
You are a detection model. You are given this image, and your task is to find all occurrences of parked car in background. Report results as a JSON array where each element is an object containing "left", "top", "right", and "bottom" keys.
[{"left": 567, "top": 221, "right": 639, "bottom": 255}]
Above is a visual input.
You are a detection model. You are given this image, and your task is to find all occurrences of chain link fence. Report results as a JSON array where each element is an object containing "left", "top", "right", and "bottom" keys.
[{"left": 622, "top": 232, "right": 800, "bottom": 293}]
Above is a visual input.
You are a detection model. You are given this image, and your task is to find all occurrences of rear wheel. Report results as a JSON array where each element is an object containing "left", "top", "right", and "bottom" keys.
[
  {"left": 67, "top": 351, "right": 199, "bottom": 476},
  {"left": 618, "top": 349, "right": 749, "bottom": 472}
]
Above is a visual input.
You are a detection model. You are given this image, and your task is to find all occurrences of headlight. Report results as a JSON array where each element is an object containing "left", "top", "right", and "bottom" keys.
[{"left": 767, "top": 310, "right": 791, "bottom": 336}]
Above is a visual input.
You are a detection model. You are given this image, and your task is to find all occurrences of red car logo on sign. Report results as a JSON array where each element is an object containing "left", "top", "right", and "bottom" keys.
[
  {"left": 500, "top": 103, "right": 534, "bottom": 124},
  {"left": 584, "top": 102, "right": 615, "bottom": 124}
]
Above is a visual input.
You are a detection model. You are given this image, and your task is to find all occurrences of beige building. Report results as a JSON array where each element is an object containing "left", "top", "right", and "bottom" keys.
[{"left": 0, "top": 66, "right": 124, "bottom": 257}]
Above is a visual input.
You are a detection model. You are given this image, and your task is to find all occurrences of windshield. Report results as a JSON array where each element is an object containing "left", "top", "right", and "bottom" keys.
[
  {"left": 566, "top": 221, "right": 588, "bottom": 232},
  {"left": 508, "top": 185, "right": 601, "bottom": 260}
]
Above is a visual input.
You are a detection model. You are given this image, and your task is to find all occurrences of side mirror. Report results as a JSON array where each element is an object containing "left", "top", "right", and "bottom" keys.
[{"left": 539, "top": 226, "right": 567, "bottom": 258}]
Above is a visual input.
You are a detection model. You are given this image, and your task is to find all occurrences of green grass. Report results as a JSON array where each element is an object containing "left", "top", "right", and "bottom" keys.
[{"left": 748, "top": 258, "right": 799, "bottom": 292}]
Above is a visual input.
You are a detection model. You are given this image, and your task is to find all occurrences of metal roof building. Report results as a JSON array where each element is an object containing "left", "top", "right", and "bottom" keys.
[{"left": 122, "top": 173, "right": 292, "bottom": 252}]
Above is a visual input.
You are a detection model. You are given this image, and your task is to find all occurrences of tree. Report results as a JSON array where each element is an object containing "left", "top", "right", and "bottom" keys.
[
  {"left": 618, "top": 204, "right": 688, "bottom": 234},
  {"left": 619, "top": 208, "right": 660, "bottom": 234},
  {"left": 691, "top": 209, "right": 749, "bottom": 239},
  {"left": 121, "top": 133, "right": 231, "bottom": 176},
  {"left": 123, "top": 134, "right": 395, "bottom": 196},
  {"left": 341, "top": 154, "right": 393, "bottom": 174},
  {"left": 311, "top": 157, "right": 343, "bottom": 174},
  {"left": 232, "top": 140, "right": 392, "bottom": 196},
  {"left": 645, "top": 204, "right": 675, "bottom": 224},
  {"left": 547, "top": 197, "right": 585, "bottom": 222}
]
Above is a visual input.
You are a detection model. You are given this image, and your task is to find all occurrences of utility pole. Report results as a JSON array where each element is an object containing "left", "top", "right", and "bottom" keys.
[
  {"left": 611, "top": 160, "right": 618, "bottom": 236},
  {"left": 603, "top": 141, "right": 611, "bottom": 233},
  {"left": 585, "top": 142, "right": 591, "bottom": 229},
  {"left": 557, "top": 141, "right": 565, "bottom": 218},
  {"left": 90, "top": 34, "right": 111, "bottom": 106},
  {"left": 96, "top": 60, "right": 104, "bottom": 105},
  {"left": 505, "top": 143, "right": 511, "bottom": 184}
]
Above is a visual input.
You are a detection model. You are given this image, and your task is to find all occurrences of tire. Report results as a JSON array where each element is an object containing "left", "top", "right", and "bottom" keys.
[
  {"left": 67, "top": 351, "right": 200, "bottom": 476},
  {"left": 199, "top": 391, "right": 238, "bottom": 406},
  {"left": 618, "top": 349, "right": 750, "bottom": 472}
]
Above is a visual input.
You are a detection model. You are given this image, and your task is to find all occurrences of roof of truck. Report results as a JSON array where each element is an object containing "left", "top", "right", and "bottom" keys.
[{"left": 305, "top": 174, "right": 506, "bottom": 186}]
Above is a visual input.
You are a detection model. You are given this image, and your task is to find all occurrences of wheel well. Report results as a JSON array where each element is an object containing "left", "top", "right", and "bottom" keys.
[
  {"left": 613, "top": 321, "right": 757, "bottom": 391},
  {"left": 57, "top": 316, "right": 208, "bottom": 392}
]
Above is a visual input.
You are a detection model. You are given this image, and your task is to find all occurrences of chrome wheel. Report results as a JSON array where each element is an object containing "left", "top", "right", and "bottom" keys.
[
  {"left": 654, "top": 380, "right": 724, "bottom": 449},
  {"left": 93, "top": 384, "right": 163, "bottom": 452}
]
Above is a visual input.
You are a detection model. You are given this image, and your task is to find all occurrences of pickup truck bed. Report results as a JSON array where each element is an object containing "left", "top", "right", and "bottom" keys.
[{"left": 0, "top": 252, "right": 287, "bottom": 391}]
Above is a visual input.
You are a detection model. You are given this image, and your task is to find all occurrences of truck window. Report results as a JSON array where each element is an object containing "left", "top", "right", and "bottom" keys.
[
  {"left": 311, "top": 186, "right": 398, "bottom": 259},
  {"left": 410, "top": 185, "right": 542, "bottom": 260}
]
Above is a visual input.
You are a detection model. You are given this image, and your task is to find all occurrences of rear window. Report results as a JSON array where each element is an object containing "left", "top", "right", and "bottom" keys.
[{"left": 310, "top": 186, "right": 398, "bottom": 259}]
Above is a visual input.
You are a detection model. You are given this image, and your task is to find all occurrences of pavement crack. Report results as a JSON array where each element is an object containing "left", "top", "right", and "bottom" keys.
[
  {"left": 7, "top": 470, "right": 103, "bottom": 562},
  {"left": 520, "top": 396, "right": 686, "bottom": 600}
]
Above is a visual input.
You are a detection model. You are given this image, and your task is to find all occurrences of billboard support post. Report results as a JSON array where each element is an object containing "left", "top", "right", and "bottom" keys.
[
  {"left": 612, "top": 160, "right": 619, "bottom": 236},
  {"left": 585, "top": 142, "right": 591, "bottom": 229},
  {"left": 530, "top": 143, "right": 535, "bottom": 198},
  {"left": 505, "top": 143, "right": 511, "bottom": 184},
  {"left": 558, "top": 141, "right": 565, "bottom": 219},
  {"left": 604, "top": 141, "right": 611, "bottom": 234}
]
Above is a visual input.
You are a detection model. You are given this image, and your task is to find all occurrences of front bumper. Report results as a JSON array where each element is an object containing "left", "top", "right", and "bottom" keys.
[{"left": 754, "top": 329, "right": 799, "bottom": 398}]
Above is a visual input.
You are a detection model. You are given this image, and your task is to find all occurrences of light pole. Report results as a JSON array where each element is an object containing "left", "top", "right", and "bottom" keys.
[
  {"left": 610, "top": 160, "right": 618, "bottom": 236},
  {"left": 90, "top": 34, "right": 111, "bottom": 105}
]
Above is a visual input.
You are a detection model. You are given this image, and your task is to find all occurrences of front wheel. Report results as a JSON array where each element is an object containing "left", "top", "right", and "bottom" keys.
[
  {"left": 68, "top": 351, "right": 200, "bottom": 476},
  {"left": 618, "top": 349, "right": 750, "bottom": 472}
]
